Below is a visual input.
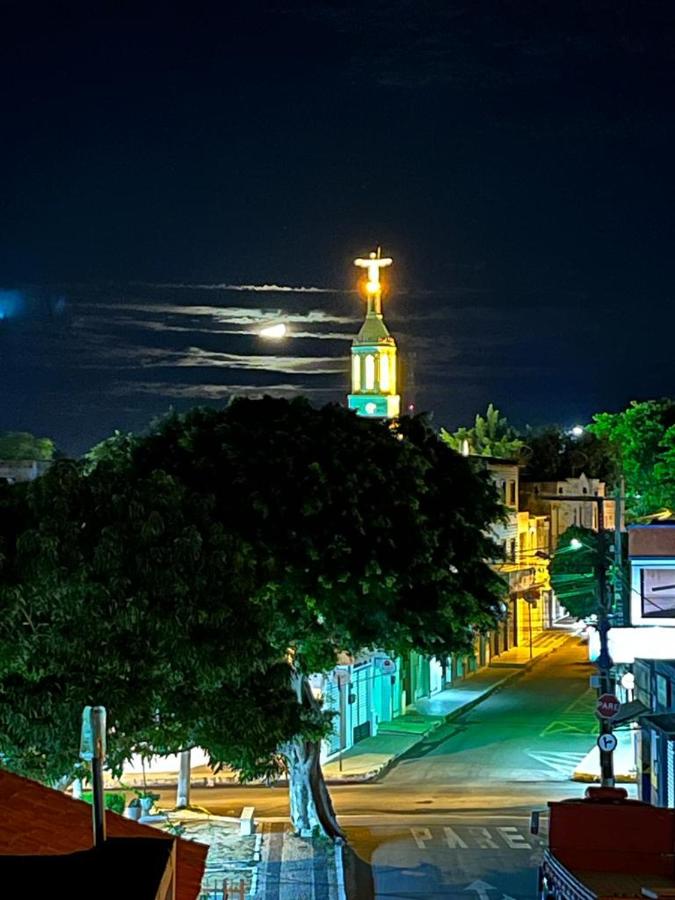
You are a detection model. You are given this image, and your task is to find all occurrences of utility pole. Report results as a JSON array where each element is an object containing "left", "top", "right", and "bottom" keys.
[{"left": 542, "top": 494, "right": 615, "bottom": 787}]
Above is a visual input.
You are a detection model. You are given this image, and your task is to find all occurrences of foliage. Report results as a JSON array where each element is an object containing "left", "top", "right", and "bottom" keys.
[
  {"left": 440, "top": 404, "right": 523, "bottom": 460},
  {"left": 81, "top": 791, "right": 126, "bottom": 815},
  {"left": 0, "top": 431, "right": 55, "bottom": 461},
  {"left": 0, "top": 398, "right": 506, "bottom": 789},
  {"left": 549, "top": 526, "right": 611, "bottom": 620},
  {"left": 519, "top": 426, "right": 615, "bottom": 483},
  {"left": 589, "top": 398, "right": 675, "bottom": 518}
]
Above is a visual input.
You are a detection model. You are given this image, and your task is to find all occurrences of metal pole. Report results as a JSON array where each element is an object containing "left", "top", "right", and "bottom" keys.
[
  {"left": 614, "top": 478, "right": 624, "bottom": 622},
  {"left": 91, "top": 707, "right": 107, "bottom": 846},
  {"left": 596, "top": 500, "right": 615, "bottom": 788},
  {"left": 528, "top": 601, "right": 533, "bottom": 660}
]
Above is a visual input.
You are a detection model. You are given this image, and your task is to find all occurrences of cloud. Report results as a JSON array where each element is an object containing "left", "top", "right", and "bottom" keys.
[
  {"left": 175, "top": 347, "right": 347, "bottom": 375},
  {"left": 112, "top": 382, "right": 338, "bottom": 400},
  {"left": 77, "top": 303, "right": 358, "bottom": 326},
  {"left": 136, "top": 282, "right": 342, "bottom": 293}
]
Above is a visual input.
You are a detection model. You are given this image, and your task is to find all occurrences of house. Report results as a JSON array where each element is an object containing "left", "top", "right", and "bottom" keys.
[
  {"left": 520, "top": 472, "right": 615, "bottom": 547},
  {"left": 0, "top": 769, "right": 207, "bottom": 900},
  {"left": 591, "top": 522, "right": 675, "bottom": 808}
]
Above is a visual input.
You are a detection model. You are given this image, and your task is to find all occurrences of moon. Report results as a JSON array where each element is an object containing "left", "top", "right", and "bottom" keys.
[{"left": 259, "top": 322, "right": 287, "bottom": 339}]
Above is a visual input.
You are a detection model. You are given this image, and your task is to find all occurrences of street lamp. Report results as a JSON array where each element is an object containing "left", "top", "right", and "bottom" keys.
[{"left": 542, "top": 494, "right": 616, "bottom": 787}]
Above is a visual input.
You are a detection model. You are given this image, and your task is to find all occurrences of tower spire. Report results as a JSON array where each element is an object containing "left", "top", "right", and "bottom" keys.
[{"left": 348, "top": 248, "right": 400, "bottom": 420}]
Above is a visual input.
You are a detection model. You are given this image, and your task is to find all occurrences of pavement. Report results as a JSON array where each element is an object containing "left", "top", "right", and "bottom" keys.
[
  {"left": 322, "top": 629, "right": 571, "bottom": 784},
  {"left": 572, "top": 725, "right": 637, "bottom": 783}
]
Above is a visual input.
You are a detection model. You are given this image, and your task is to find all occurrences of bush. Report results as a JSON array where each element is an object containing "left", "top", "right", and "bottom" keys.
[{"left": 81, "top": 791, "right": 126, "bottom": 815}]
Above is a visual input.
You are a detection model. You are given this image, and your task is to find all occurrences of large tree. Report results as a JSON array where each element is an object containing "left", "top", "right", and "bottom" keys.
[
  {"left": 0, "top": 431, "right": 55, "bottom": 461},
  {"left": 0, "top": 398, "right": 506, "bottom": 838},
  {"left": 589, "top": 398, "right": 675, "bottom": 519},
  {"left": 519, "top": 426, "right": 615, "bottom": 483}
]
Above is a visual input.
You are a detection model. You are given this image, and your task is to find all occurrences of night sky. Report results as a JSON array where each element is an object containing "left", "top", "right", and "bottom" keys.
[{"left": 2, "top": 1, "right": 675, "bottom": 455}]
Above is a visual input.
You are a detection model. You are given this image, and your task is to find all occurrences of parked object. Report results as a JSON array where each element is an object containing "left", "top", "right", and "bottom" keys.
[{"left": 538, "top": 787, "right": 675, "bottom": 898}]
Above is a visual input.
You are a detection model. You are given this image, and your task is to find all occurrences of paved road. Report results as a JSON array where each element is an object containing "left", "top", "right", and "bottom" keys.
[{"left": 160, "top": 637, "right": 614, "bottom": 897}]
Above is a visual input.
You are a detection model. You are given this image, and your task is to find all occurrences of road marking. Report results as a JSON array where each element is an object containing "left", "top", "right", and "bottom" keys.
[
  {"left": 410, "top": 826, "right": 432, "bottom": 849},
  {"left": 496, "top": 826, "right": 531, "bottom": 849},
  {"left": 464, "top": 879, "right": 497, "bottom": 898},
  {"left": 408, "top": 823, "right": 541, "bottom": 851},
  {"left": 526, "top": 749, "right": 587, "bottom": 777},
  {"left": 443, "top": 826, "right": 468, "bottom": 849},
  {"left": 540, "top": 688, "right": 597, "bottom": 736},
  {"left": 467, "top": 827, "right": 499, "bottom": 849}
]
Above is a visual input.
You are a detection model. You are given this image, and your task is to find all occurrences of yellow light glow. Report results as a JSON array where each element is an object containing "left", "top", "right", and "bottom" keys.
[
  {"left": 352, "top": 354, "right": 361, "bottom": 391},
  {"left": 380, "top": 354, "right": 390, "bottom": 391},
  {"left": 365, "top": 354, "right": 375, "bottom": 390},
  {"left": 259, "top": 323, "right": 287, "bottom": 339},
  {"left": 354, "top": 249, "right": 393, "bottom": 297}
]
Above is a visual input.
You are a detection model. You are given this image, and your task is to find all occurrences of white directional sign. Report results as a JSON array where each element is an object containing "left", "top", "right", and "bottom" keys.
[{"left": 597, "top": 732, "right": 618, "bottom": 753}]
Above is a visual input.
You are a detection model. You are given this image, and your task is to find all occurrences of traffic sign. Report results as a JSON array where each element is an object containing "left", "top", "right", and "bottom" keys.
[
  {"left": 597, "top": 732, "right": 618, "bottom": 753},
  {"left": 596, "top": 693, "right": 621, "bottom": 720}
]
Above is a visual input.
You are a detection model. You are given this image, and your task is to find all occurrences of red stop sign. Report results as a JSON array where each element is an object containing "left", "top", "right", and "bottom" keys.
[{"left": 596, "top": 693, "right": 621, "bottom": 719}]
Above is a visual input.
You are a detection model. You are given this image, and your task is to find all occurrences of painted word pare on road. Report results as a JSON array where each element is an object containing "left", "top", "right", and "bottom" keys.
[{"left": 410, "top": 825, "right": 535, "bottom": 851}]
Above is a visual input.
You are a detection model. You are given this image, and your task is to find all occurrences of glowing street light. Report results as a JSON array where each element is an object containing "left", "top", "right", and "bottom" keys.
[
  {"left": 570, "top": 425, "right": 585, "bottom": 438},
  {"left": 570, "top": 538, "right": 583, "bottom": 550},
  {"left": 259, "top": 322, "right": 287, "bottom": 339}
]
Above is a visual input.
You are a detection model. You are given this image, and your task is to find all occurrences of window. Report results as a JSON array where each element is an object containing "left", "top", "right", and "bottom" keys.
[
  {"left": 509, "top": 481, "right": 516, "bottom": 506},
  {"left": 558, "top": 487, "right": 564, "bottom": 494},
  {"left": 641, "top": 569, "right": 675, "bottom": 619},
  {"left": 365, "top": 354, "right": 375, "bottom": 390},
  {"left": 582, "top": 487, "right": 588, "bottom": 495},
  {"left": 379, "top": 354, "right": 390, "bottom": 391},
  {"left": 352, "top": 355, "right": 361, "bottom": 392},
  {"left": 509, "top": 538, "right": 516, "bottom": 562}
]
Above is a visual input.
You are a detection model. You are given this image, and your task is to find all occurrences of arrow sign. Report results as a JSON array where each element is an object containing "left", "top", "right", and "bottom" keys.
[{"left": 465, "top": 880, "right": 497, "bottom": 899}]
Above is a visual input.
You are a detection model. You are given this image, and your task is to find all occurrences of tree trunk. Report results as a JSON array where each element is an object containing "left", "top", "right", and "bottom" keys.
[
  {"left": 283, "top": 671, "right": 345, "bottom": 841},
  {"left": 176, "top": 749, "right": 191, "bottom": 809}
]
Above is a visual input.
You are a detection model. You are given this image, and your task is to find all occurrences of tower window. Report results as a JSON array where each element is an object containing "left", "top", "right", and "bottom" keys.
[
  {"left": 365, "top": 354, "right": 375, "bottom": 390},
  {"left": 380, "top": 354, "right": 390, "bottom": 391},
  {"left": 352, "top": 355, "right": 361, "bottom": 392}
]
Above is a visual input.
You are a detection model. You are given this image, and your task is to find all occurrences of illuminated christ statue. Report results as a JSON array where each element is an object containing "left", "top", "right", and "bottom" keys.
[{"left": 354, "top": 247, "right": 393, "bottom": 315}]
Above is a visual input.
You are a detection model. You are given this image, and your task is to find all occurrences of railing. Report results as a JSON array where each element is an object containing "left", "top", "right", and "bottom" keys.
[{"left": 199, "top": 878, "right": 248, "bottom": 900}]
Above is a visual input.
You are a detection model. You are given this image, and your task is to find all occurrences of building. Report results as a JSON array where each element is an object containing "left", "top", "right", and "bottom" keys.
[
  {"left": 0, "top": 458, "right": 51, "bottom": 483},
  {"left": 520, "top": 472, "right": 615, "bottom": 548},
  {"left": 0, "top": 769, "right": 207, "bottom": 900},
  {"left": 589, "top": 522, "right": 675, "bottom": 807},
  {"left": 347, "top": 248, "right": 400, "bottom": 420},
  {"left": 474, "top": 457, "right": 554, "bottom": 652}
]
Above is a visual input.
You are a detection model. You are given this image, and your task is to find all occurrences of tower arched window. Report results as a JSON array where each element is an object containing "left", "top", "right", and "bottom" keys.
[
  {"left": 365, "top": 354, "right": 375, "bottom": 390},
  {"left": 380, "top": 354, "right": 390, "bottom": 391},
  {"left": 352, "top": 354, "right": 361, "bottom": 392}
]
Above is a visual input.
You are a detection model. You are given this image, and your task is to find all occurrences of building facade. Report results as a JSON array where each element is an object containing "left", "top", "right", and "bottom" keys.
[{"left": 520, "top": 473, "right": 615, "bottom": 548}]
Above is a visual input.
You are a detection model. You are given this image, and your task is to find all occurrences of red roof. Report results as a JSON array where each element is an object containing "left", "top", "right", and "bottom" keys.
[{"left": 0, "top": 769, "right": 207, "bottom": 900}]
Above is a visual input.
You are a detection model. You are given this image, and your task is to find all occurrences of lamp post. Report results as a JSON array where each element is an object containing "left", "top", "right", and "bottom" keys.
[{"left": 542, "top": 494, "right": 615, "bottom": 787}]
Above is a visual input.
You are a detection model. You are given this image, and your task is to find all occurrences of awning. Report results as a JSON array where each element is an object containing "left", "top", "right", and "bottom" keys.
[
  {"left": 641, "top": 713, "right": 675, "bottom": 737},
  {"left": 612, "top": 699, "right": 651, "bottom": 726}
]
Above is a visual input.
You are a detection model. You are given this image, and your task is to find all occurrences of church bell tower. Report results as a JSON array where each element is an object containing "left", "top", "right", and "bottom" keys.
[{"left": 348, "top": 248, "right": 401, "bottom": 419}]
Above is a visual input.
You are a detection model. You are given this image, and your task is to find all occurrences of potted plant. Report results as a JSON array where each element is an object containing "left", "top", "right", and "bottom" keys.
[
  {"left": 137, "top": 790, "right": 160, "bottom": 816},
  {"left": 124, "top": 797, "right": 142, "bottom": 821}
]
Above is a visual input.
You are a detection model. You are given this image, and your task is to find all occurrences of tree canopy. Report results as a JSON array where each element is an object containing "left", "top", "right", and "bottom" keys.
[
  {"left": 0, "top": 398, "right": 506, "bottom": 833},
  {"left": 589, "top": 398, "right": 675, "bottom": 519},
  {"left": 519, "top": 426, "right": 615, "bottom": 483},
  {"left": 0, "top": 431, "right": 55, "bottom": 461}
]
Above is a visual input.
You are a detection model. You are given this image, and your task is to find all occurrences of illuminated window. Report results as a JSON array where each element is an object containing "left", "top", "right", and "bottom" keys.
[
  {"left": 641, "top": 569, "right": 675, "bottom": 619},
  {"left": 380, "top": 354, "right": 390, "bottom": 391},
  {"left": 365, "top": 354, "right": 375, "bottom": 390},
  {"left": 352, "top": 354, "right": 361, "bottom": 392}
]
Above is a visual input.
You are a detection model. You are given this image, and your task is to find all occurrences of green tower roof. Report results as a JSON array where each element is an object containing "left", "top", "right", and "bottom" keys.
[{"left": 354, "top": 312, "right": 396, "bottom": 345}]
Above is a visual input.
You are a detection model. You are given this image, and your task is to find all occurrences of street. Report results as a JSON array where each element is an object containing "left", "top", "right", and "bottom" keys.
[{"left": 160, "top": 637, "right": 608, "bottom": 897}]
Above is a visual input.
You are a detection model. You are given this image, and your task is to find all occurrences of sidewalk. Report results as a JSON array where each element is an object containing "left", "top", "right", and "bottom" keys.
[
  {"left": 322, "top": 630, "right": 572, "bottom": 783},
  {"left": 572, "top": 727, "right": 637, "bottom": 784}
]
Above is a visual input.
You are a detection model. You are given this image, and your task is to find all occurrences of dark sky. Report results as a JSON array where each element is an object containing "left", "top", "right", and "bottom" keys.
[{"left": 2, "top": 1, "right": 675, "bottom": 454}]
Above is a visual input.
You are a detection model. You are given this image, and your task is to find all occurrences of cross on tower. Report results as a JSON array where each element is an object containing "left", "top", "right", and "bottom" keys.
[{"left": 354, "top": 247, "right": 393, "bottom": 315}]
